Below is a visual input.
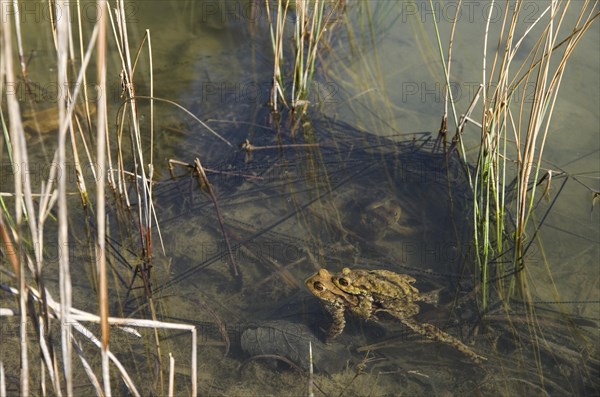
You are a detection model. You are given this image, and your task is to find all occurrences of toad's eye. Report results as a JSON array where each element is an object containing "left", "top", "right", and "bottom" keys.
[
  {"left": 337, "top": 277, "right": 350, "bottom": 287},
  {"left": 313, "top": 282, "right": 326, "bottom": 291}
]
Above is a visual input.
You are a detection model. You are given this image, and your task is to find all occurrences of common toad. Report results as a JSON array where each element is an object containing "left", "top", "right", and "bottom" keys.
[
  {"left": 345, "top": 193, "right": 408, "bottom": 242},
  {"left": 306, "top": 267, "right": 486, "bottom": 363},
  {"left": 305, "top": 268, "right": 358, "bottom": 340},
  {"left": 360, "top": 196, "right": 403, "bottom": 239}
]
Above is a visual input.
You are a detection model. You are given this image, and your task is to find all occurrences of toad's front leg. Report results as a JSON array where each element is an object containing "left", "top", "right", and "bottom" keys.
[{"left": 323, "top": 302, "right": 346, "bottom": 342}]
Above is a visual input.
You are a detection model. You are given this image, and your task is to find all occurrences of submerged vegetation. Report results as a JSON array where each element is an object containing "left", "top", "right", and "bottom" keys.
[{"left": 1, "top": 0, "right": 598, "bottom": 395}]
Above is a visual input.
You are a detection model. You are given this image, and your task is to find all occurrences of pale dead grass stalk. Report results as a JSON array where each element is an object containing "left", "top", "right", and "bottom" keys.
[
  {"left": 55, "top": 1, "right": 74, "bottom": 394},
  {"left": 168, "top": 353, "right": 175, "bottom": 397},
  {"left": 1, "top": 11, "right": 30, "bottom": 395},
  {"left": 0, "top": 361, "right": 6, "bottom": 396},
  {"left": 10, "top": 0, "right": 27, "bottom": 78},
  {"left": 1, "top": 0, "right": 199, "bottom": 394},
  {"left": 95, "top": 0, "right": 110, "bottom": 394}
]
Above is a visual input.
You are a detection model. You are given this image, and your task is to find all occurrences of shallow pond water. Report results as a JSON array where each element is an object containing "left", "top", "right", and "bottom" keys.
[{"left": 1, "top": 1, "right": 598, "bottom": 396}]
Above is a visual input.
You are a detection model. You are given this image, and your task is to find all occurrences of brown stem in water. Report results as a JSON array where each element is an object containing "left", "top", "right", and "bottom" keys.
[{"left": 193, "top": 158, "right": 241, "bottom": 280}]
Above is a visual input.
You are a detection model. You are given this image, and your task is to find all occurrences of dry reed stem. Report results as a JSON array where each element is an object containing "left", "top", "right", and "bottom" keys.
[
  {"left": 168, "top": 353, "right": 175, "bottom": 397},
  {"left": 1, "top": 11, "right": 30, "bottom": 395},
  {"left": 441, "top": 0, "right": 461, "bottom": 132},
  {"left": 0, "top": 362, "right": 6, "bottom": 396},
  {"left": 71, "top": 337, "right": 103, "bottom": 396},
  {"left": 10, "top": 0, "right": 28, "bottom": 78},
  {"left": 94, "top": 0, "right": 111, "bottom": 394},
  {"left": 55, "top": 1, "right": 74, "bottom": 393},
  {"left": 37, "top": 321, "right": 62, "bottom": 393},
  {"left": 0, "top": 215, "right": 19, "bottom": 278},
  {"left": 74, "top": 0, "right": 95, "bottom": 134}
]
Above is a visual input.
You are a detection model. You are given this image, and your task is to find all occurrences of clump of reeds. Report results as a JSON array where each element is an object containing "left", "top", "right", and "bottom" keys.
[
  {"left": 432, "top": 2, "right": 599, "bottom": 308},
  {"left": 0, "top": 1, "right": 197, "bottom": 395},
  {"left": 265, "top": 0, "right": 344, "bottom": 116}
]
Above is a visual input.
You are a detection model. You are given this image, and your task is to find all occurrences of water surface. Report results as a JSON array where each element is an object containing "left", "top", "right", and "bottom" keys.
[{"left": 4, "top": 1, "right": 598, "bottom": 395}]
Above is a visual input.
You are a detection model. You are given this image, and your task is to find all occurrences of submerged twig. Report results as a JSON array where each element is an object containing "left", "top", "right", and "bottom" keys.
[
  {"left": 240, "top": 139, "right": 320, "bottom": 152},
  {"left": 193, "top": 158, "right": 241, "bottom": 280},
  {"left": 308, "top": 342, "right": 314, "bottom": 397}
]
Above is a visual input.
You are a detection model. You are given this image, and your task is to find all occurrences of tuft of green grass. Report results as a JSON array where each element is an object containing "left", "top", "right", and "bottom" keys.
[{"left": 430, "top": 0, "right": 599, "bottom": 310}]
